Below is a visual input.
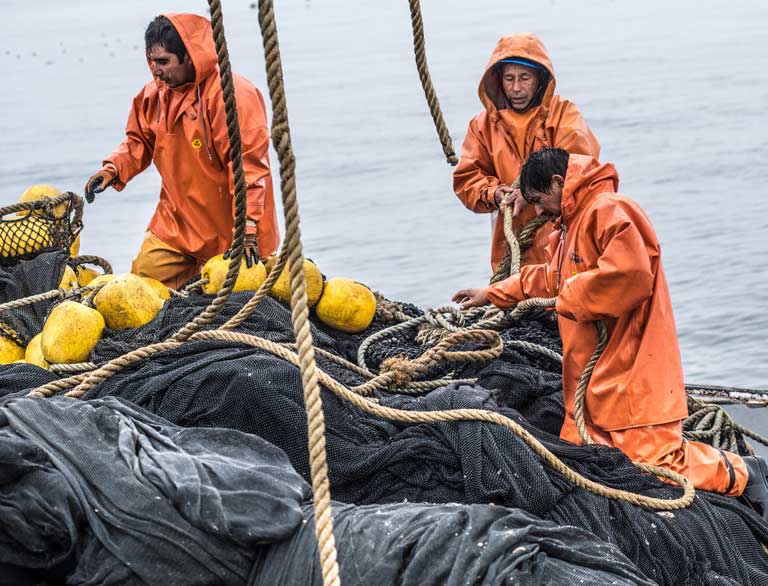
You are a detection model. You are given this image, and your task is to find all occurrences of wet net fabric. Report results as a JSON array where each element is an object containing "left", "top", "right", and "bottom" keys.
[
  {"left": 250, "top": 502, "right": 656, "bottom": 586},
  {"left": 0, "top": 251, "right": 68, "bottom": 345},
  {"left": 0, "top": 395, "right": 308, "bottom": 586},
  {"left": 1, "top": 261, "right": 767, "bottom": 584}
]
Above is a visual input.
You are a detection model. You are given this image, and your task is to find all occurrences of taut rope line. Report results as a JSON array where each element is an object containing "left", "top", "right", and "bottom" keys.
[
  {"left": 572, "top": 319, "right": 695, "bottom": 508},
  {"left": 257, "top": 2, "right": 340, "bottom": 584},
  {"left": 408, "top": 0, "right": 457, "bottom": 165},
  {"left": 168, "top": 0, "right": 250, "bottom": 344}
]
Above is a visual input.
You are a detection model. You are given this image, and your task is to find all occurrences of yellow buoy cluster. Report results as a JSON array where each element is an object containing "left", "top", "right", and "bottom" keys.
[
  {"left": 200, "top": 254, "right": 267, "bottom": 295},
  {"left": 0, "top": 184, "right": 172, "bottom": 367},
  {"left": 0, "top": 181, "right": 378, "bottom": 368},
  {"left": 199, "top": 252, "right": 376, "bottom": 334},
  {"left": 28, "top": 271, "right": 169, "bottom": 366},
  {"left": 0, "top": 184, "right": 84, "bottom": 260},
  {"left": 263, "top": 257, "right": 376, "bottom": 334}
]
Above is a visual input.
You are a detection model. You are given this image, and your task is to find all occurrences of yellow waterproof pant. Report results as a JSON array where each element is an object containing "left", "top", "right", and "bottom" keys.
[{"left": 131, "top": 231, "right": 201, "bottom": 289}]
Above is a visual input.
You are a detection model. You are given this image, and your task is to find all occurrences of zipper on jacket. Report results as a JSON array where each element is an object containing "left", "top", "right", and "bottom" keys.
[
  {"left": 556, "top": 221, "right": 566, "bottom": 292},
  {"left": 197, "top": 85, "right": 214, "bottom": 162}
]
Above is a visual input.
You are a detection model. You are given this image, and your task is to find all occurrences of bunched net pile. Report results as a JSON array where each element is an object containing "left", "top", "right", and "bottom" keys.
[{"left": 0, "top": 253, "right": 767, "bottom": 585}]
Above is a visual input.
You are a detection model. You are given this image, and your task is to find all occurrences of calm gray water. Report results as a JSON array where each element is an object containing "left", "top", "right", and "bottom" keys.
[{"left": 1, "top": 0, "right": 766, "bottom": 394}]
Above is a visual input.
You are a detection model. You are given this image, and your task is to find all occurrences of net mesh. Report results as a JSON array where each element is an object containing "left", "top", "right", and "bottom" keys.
[
  {"left": 0, "top": 255, "right": 766, "bottom": 585},
  {"left": 0, "top": 193, "right": 81, "bottom": 263}
]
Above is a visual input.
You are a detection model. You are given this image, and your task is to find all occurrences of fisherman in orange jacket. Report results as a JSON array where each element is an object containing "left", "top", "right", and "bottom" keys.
[
  {"left": 453, "top": 148, "right": 768, "bottom": 512},
  {"left": 454, "top": 33, "right": 600, "bottom": 272},
  {"left": 84, "top": 13, "right": 279, "bottom": 288}
]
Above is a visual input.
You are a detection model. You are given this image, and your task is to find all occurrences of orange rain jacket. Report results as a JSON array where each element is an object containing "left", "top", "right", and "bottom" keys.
[
  {"left": 454, "top": 33, "right": 600, "bottom": 271},
  {"left": 105, "top": 13, "right": 279, "bottom": 263},
  {"left": 486, "top": 155, "right": 688, "bottom": 438},
  {"left": 483, "top": 154, "right": 747, "bottom": 495}
]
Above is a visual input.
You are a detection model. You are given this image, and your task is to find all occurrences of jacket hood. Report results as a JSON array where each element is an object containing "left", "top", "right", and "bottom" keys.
[
  {"left": 479, "top": 33, "right": 556, "bottom": 115},
  {"left": 160, "top": 13, "right": 218, "bottom": 86},
  {"left": 560, "top": 155, "right": 619, "bottom": 221}
]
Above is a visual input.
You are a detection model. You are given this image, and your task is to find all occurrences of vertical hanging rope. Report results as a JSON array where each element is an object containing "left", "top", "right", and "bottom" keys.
[
  {"left": 170, "top": 0, "right": 250, "bottom": 343},
  {"left": 257, "top": 2, "right": 340, "bottom": 585},
  {"left": 573, "top": 319, "right": 694, "bottom": 506},
  {"left": 408, "top": 0, "right": 457, "bottom": 165}
]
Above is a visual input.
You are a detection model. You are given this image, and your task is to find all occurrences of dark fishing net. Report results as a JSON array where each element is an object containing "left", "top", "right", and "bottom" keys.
[
  {"left": 0, "top": 251, "right": 69, "bottom": 345},
  {"left": 0, "top": 194, "right": 80, "bottom": 263},
  {"left": 1, "top": 261, "right": 767, "bottom": 585},
  {"left": 250, "top": 502, "right": 657, "bottom": 586}
]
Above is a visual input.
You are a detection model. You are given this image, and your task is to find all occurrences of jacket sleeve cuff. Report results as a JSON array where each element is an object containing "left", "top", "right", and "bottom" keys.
[
  {"left": 484, "top": 275, "right": 524, "bottom": 309},
  {"left": 484, "top": 181, "right": 501, "bottom": 209},
  {"left": 102, "top": 160, "right": 126, "bottom": 191}
]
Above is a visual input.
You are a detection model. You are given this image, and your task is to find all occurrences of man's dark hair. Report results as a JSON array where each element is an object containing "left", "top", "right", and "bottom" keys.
[
  {"left": 145, "top": 16, "right": 187, "bottom": 62},
  {"left": 520, "top": 148, "right": 569, "bottom": 197}
]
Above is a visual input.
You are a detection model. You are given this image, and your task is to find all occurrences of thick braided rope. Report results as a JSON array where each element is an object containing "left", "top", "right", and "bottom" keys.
[
  {"left": 573, "top": 320, "right": 608, "bottom": 445},
  {"left": 373, "top": 292, "right": 413, "bottom": 323},
  {"left": 169, "top": 0, "right": 250, "bottom": 343},
  {"left": 27, "top": 372, "right": 89, "bottom": 398},
  {"left": 686, "top": 396, "right": 768, "bottom": 451},
  {"left": 70, "top": 255, "right": 113, "bottom": 274},
  {"left": 354, "top": 329, "right": 503, "bottom": 395},
  {"left": 407, "top": 0, "right": 457, "bottom": 165},
  {"left": 0, "top": 288, "right": 67, "bottom": 314},
  {"left": 281, "top": 340, "right": 485, "bottom": 395},
  {"left": 65, "top": 342, "right": 175, "bottom": 398},
  {"left": 186, "top": 330, "right": 695, "bottom": 510},
  {"left": 489, "top": 213, "right": 550, "bottom": 285},
  {"left": 358, "top": 306, "right": 490, "bottom": 370},
  {"left": 572, "top": 319, "right": 694, "bottom": 508},
  {"left": 0, "top": 282, "right": 106, "bottom": 315},
  {"left": 0, "top": 191, "right": 77, "bottom": 217},
  {"left": 50, "top": 362, "right": 99, "bottom": 374},
  {"left": 506, "top": 339, "right": 562, "bottom": 364},
  {"left": 257, "top": 2, "right": 339, "bottom": 583},
  {"left": 27, "top": 319, "right": 692, "bottom": 509},
  {"left": 358, "top": 297, "right": 557, "bottom": 371}
]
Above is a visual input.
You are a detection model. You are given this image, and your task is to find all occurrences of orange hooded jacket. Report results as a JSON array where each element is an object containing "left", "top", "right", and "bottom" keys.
[
  {"left": 105, "top": 13, "right": 279, "bottom": 262},
  {"left": 485, "top": 155, "right": 689, "bottom": 440},
  {"left": 454, "top": 33, "right": 600, "bottom": 271}
]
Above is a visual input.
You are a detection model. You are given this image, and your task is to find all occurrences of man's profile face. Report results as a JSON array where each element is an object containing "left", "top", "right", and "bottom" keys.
[
  {"left": 523, "top": 175, "right": 564, "bottom": 219},
  {"left": 500, "top": 63, "right": 541, "bottom": 112},
  {"left": 148, "top": 45, "right": 195, "bottom": 88}
]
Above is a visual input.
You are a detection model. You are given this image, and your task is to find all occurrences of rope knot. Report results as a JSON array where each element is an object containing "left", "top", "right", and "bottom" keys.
[{"left": 379, "top": 355, "right": 420, "bottom": 389}]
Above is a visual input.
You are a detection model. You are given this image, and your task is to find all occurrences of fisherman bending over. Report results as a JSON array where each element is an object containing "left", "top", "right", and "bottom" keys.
[
  {"left": 453, "top": 33, "right": 600, "bottom": 271},
  {"left": 454, "top": 148, "right": 768, "bottom": 512},
  {"left": 84, "top": 13, "right": 279, "bottom": 288}
]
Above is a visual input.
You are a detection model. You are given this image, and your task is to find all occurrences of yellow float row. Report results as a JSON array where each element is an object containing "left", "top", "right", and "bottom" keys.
[
  {"left": 1, "top": 184, "right": 378, "bottom": 367},
  {"left": 201, "top": 254, "right": 377, "bottom": 333},
  {"left": 2, "top": 257, "right": 376, "bottom": 368}
]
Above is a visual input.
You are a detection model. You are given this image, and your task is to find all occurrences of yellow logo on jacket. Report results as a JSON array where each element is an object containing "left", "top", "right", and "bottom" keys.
[{"left": 191, "top": 138, "right": 203, "bottom": 149}]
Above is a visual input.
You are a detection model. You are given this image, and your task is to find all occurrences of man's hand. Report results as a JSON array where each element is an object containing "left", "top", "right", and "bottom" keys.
[
  {"left": 452, "top": 288, "right": 489, "bottom": 310},
  {"left": 243, "top": 232, "right": 259, "bottom": 267},
  {"left": 84, "top": 167, "right": 117, "bottom": 203},
  {"left": 222, "top": 232, "right": 259, "bottom": 267},
  {"left": 494, "top": 185, "right": 528, "bottom": 219}
]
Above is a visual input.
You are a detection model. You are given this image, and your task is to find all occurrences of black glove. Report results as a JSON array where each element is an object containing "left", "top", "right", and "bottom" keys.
[
  {"left": 223, "top": 232, "right": 259, "bottom": 267},
  {"left": 84, "top": 167, "right": 117, "bottom": 203}
]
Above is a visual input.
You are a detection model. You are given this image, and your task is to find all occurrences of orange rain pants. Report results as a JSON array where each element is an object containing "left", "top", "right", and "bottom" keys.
[{"left": 589, "top": 420, "right": 746, "bottom": 495}]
